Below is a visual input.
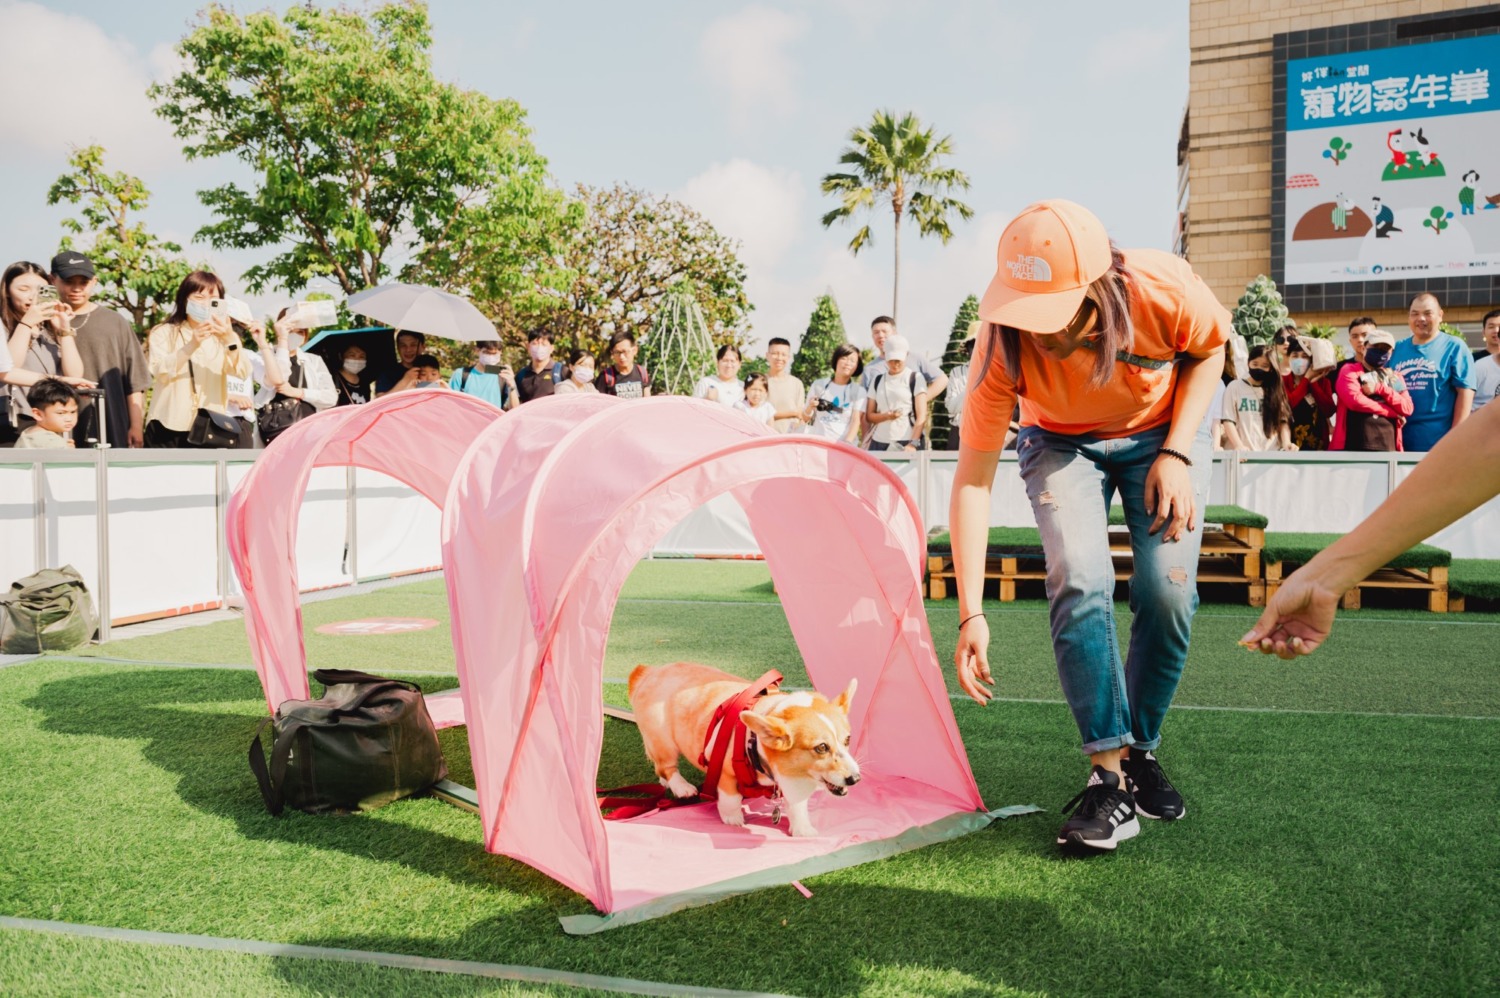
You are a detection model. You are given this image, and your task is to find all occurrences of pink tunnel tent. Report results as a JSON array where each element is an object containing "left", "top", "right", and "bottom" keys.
[
  {"left": 227, "top": 390, "right": 501, "bottom": 717},
  {"left": 442, "top": 394, "right": 1025, "bottom": 933}
]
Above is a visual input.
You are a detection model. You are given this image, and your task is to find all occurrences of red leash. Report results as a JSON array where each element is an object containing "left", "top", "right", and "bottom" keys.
[{"left": 599, "top": 669, "right": 783, "bottom": 821}]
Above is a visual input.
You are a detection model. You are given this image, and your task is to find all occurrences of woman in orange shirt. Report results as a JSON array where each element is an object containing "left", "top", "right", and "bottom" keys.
[{"left": 950, "top": 200, "right": 1229, "bottom": 853}]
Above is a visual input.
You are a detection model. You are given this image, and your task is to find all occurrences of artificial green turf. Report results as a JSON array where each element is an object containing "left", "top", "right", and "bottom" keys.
[
  {"left": 928, "top": 505, "right": 1270, "bottom": 553},
  {"left": 1450, "top": 558, "right": 1500, "bottom": 600},
  {"left": 0, "top": 929, "right": 602, "bottom": 996},
  {"left": 1263, "top": 532, "right": 1451, "bottom": 569},
  {"left": 6, "top": 564, "right": 1499, "bottom": 995}
]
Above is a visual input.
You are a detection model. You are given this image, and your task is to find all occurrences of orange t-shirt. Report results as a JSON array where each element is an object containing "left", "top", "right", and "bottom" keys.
[{"left": 963, "top": 248, "right": 1230, "bottom": 448}]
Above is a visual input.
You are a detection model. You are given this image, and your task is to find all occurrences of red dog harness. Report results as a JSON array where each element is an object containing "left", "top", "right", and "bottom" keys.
[{"left": 599, "top": 669, "right": 783, "bottom": 820}]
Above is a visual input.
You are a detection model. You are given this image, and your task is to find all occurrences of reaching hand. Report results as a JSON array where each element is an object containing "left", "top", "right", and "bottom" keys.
[
  {"left": 1240, "top": 570, "right": 1339, "bottom": 659},
  {"left": 1145, "top": 454, "right": 1196, "bottom": 542},
  {"left": 953, "top": 615, "right": 994, "bottom": 705}
]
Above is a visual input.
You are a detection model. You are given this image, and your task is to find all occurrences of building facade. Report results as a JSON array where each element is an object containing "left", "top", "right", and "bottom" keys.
[{"left": 1185, "top": 1, "right": 1500, "bottom": 332}]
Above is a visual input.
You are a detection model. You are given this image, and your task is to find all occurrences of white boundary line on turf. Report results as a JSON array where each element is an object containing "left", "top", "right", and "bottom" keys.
[
  {"left": 0, "top": 916, "right": 795, "bottom": 998},
  {"left": 16, "top": 659, "right": 1496, "bottom": 719},
  {"left": 948, "top": 694, "right": 1499, "bottom": 722}
]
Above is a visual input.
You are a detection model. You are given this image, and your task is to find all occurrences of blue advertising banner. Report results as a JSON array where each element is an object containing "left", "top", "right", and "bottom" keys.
[
  {"left": 1282, "top": 33, "right": 1500, "bottom": 286},
  {"left": 1288, "top": 35, "right": 1497, "bottom": 131}
]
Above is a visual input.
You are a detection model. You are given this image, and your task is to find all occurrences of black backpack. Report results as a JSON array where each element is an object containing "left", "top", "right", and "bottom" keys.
[{"left": 248, "top": 669, "right": 448, "bottom": 815}]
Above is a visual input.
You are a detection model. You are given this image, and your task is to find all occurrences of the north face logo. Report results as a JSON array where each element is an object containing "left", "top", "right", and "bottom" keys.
[{"left": 1005, "top": 254, "right": 1053, "bottom": 282}]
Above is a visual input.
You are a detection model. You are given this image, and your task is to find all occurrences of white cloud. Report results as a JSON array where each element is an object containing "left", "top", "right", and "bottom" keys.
[
  {"left": 698, "top": 5, "right": 808, "bottom": 125},
  {"left": 678, "top": 159, "right": 804, "bottom": 275},
  {"left": 0, "top": 2, "right": 181, "bottom": 174}
]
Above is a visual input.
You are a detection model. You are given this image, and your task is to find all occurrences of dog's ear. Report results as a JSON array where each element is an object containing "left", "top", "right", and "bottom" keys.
[
  {"left": 833, "top": 678, "right": 858, "bottom": 714},
  {"left": 741, "top": 711, "right": 793, "bottom": 751}
]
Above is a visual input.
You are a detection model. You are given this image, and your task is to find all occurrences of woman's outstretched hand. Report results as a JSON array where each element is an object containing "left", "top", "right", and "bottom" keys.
[
  {"left": 954, "top": 614, "right": 994, "bottom": 705},
  {"left": 1240, "top": 570, "right": 1338, "bottom": 659}
]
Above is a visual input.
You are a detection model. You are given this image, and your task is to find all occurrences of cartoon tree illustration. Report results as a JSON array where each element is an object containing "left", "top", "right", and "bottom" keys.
[
  {"left": 1423, "top": 205, "right": 1454, "bottom": 236},
  {"left": 1322, "top": 136, "right": 1351, "bottom": 166},
  {"left": 1231, "top": 275, "right": 1291, "bottom": 346}
]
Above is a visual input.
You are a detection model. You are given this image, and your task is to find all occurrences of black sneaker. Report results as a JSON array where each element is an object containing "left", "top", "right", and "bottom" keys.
[
  {"left": 1057, "top": 765, "right": 1139, "bottom": 851},
  {"left": 1123, "top": 750, "right": 1185, "bottom": 821}
]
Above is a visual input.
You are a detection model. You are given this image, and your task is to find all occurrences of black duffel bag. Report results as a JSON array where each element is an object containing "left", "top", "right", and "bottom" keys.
[{"left": 248, "top": 669, "right": 448, "bottom": 815}]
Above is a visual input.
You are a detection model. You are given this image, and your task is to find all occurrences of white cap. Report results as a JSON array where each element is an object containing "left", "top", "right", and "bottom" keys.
[{"left": 884, "top": 335, "right": 910, "bottom": 362}]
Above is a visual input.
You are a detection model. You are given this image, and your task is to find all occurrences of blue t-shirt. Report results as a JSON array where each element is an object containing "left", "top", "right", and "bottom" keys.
[
  {"left": 448, "top": 366, "right": 511, "bottom": 408},
  {"left": 1390, "top": 335, "right": 1475, "bottom": 452}
]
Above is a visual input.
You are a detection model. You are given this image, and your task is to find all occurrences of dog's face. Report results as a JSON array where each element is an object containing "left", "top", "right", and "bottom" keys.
[{"left": 741, "top": 680, "right": 860, "bottom": 796}]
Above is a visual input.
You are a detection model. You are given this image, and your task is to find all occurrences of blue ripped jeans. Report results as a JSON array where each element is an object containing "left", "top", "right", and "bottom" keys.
[{"left": 1016, "top": 423, "right": 1211, "bottom": 755}]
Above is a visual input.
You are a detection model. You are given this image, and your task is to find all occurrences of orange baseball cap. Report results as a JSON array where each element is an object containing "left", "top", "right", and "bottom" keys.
[{"left": 979, "top": 199, "right": 1113, "bottom": 333}]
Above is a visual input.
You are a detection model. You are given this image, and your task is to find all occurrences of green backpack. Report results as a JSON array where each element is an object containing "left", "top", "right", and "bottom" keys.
[{"left": 0, "top": 566, "right": 99, "bottom": 654}]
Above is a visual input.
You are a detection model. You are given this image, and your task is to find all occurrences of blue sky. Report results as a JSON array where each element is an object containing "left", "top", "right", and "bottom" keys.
[{"left": 0, "top": 0, "right": 1190, "bottom": 362}]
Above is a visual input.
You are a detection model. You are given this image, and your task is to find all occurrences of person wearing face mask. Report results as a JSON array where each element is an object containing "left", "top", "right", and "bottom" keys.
[
  {"left": 333, "top": 344, "right": 373, "bottom": 406},
  {"left": 1221, "top": 344, "right": 1293, "bottom": 451},
  {"left": 249, "top": 307, "right": 336, "bottom": 445},
  {"left": 144, "top": 271, "right": 255, "bottom": 448},
  {"left": 516, "top": 329, "right": 569, "bottom": 403},
  {"left": 952, "top": 200, "right": 1228, "bottom": 853},
  {"left": 1331, "top": 328, "right": 1413, "bottom": 451},
  {"left": 1282, "top": 336, "right": 1336, "bottom": 450},
  {"left": 446, "top": 340, "right": 517, "bottom": 410},
  {"left": 553, "top": 348, "right": 598, "bottom": 394}
]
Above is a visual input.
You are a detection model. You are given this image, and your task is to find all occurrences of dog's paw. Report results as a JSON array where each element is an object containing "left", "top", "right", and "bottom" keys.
[
  {"left": 717, "top": 796, "right": 746, "bottom": 826},
  {"left": 787, "top": 820, "right": 818, "bottom": 838},
  {"left": 665, "top": 773, "right": 698, "bottom": 799}
]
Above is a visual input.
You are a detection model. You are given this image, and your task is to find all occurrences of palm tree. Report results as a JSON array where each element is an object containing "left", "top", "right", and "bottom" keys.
[{"left": 820, "top": 109, "right": 973, "bottom": 321}]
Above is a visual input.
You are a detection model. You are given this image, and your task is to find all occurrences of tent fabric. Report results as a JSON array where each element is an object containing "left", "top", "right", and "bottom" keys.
[
  {"left": 442, "top": 393, "right": 986, "bottom": 916},
  {"left": 227, "top": 391, "right": 500, "bottom": 713}
]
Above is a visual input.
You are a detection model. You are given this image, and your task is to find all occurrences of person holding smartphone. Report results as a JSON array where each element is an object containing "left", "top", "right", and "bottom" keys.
[
  {"left": 2, "top": 261, "right": 88, "bottom": 444},
  {"left": 444, "top": 340, "right": 517, "bottom": 409},
  {"left": 143, "top": 271, "right": 255, "bottom": 447}
]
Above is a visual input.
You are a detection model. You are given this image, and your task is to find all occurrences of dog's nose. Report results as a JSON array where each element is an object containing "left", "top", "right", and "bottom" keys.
[{"left": 845, "top": 771, "right": 861, "bottom": 786}]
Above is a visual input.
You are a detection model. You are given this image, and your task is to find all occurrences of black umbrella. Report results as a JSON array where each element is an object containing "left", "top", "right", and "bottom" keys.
[{"left": 301, "top": 326, "right": 399, "bottom": 383}]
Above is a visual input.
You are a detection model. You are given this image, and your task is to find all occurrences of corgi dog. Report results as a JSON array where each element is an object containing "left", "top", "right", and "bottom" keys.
[{"left": 627, "top": 662, "right": 861, "bottom": 837}]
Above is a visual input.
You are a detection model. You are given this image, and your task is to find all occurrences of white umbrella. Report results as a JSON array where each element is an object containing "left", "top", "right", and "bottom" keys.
[{"left": 345, "top": 283, "right": 496, "bottom": 341}]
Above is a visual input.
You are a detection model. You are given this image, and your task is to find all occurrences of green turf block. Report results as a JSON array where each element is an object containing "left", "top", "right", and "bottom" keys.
[
  {"left": 1106, "top": 504, "right": 1268, "bottom": 529},
  {"left": 1449, "top": 559, "right": 1500, "bottom": 600},
  {"left": 927, "top": 527, "right": 1044, "bottom": 555},
  {"left": 1262, "top": 532, "right": 1451, "bottom": 569}
]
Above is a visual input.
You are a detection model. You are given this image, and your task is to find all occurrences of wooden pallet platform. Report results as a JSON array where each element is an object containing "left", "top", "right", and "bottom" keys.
[
  {"left": 1264, "top": 560, "right": 1452, "bottom": 612},
  {"left": 927, "top": 525, "right": 1266, "bottom": 605}
]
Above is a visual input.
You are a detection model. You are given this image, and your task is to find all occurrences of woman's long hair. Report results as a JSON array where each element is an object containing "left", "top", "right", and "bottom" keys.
[
  {"left": 976, "top": 242, "right": 1134, "bottom": 390},
  {"left": 1, "top": 261, "right": 51, "bottom": 334},
  {"left": 166, "top": 271, "right": 225, "bottom": 325},
  {"left": 1248, "top": 344, "right": 1291, "bottom": 436}
]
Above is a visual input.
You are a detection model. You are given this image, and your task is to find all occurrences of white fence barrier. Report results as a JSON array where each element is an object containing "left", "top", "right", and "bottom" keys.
[{"left": 3, "top": 448, "right": 1496, "bottom": 638}]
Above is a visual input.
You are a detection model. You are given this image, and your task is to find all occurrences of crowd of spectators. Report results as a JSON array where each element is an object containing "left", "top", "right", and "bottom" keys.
[
  {"left": 3, "top": 251, "right": 1493, "bottom": 456},
  {"left": 1215, "top": 294, "right": 1486, "bottom": 454}
]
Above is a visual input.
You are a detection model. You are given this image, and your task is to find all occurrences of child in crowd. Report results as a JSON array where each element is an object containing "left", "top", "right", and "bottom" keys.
[
  {"left": 734, "top": 373, "right": 775, "bottom": 427},
  {"left": 16, "top": 377, "right": 79, "bottom": 448},
  {"left": 408, "top": 355, "right": 448, "bottom": 390},
  {"left": 1221, "top": 343, "right": 1293, "bottom": 450}
]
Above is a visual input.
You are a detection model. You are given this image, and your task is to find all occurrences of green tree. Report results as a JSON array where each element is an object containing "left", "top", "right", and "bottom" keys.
[
  {"left": 930, "top": 294, "right": 980, "bottom": 448},
  {"left": 1231, "top": 275, "right": 1291, "bottom": 347},
  {"left": 542, "top": 184, "right": 751, "bottom": 361},
  {"left": 46, "top": 145, "right": 195, "bottom": 335},
  {"left": 819, "top": 109, "right": 973, "bottom": 321},
  {"left": 791, "top": 293, "right": 847, "bottom": 386},
  {"left": 150, "top": 1, "right": 574, "bottom": 305}
]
